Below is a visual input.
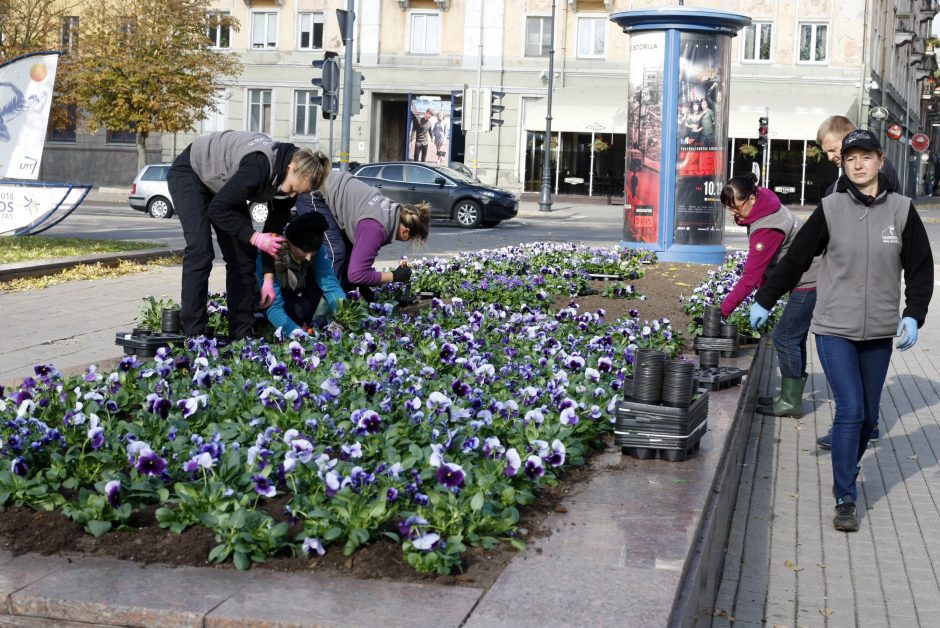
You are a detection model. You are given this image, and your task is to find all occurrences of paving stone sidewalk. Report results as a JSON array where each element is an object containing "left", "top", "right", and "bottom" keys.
[{"left": 713, "top": 301, "right": 940, "bottom": 628}]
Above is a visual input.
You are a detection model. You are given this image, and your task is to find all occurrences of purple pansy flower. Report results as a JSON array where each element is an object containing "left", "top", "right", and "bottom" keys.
[
  {"left": 104, "top": 479, "right": 121, "bottom": 508},
  {"left": 524, "top": 455, "right": 545, "bottom": 480},
  {"left": 436, "top": 462, "right": 465, "bottom": 489},
  {"left": 252, "top": 474, "right": 276, "bottom": 498},
  {"left": 136, "top": 448, "right": 168, "bottom": 476},
  {"left": 302, "top": 537, "right": 326, "bottom": 556},
  {"left": 412, "top": 532, "right": 441, "bottom": 551},
  {"left": 504, "top": 448, "right": 521, "bottom": 477},
  {"left": 548, "top": 439, "right": 566, "bottom": 467}
]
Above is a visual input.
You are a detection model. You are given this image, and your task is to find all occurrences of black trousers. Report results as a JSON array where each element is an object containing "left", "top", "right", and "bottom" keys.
[
  {"left": 413, "top": 142, "right": 429, "bottom": 162},
  {"left": 167, "top": 147, "right": 258, "bottom": 339}
]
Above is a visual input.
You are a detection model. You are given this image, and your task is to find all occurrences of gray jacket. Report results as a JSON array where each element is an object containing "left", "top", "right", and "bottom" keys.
[
  {"left": 810, "top": 190, "right": 911, "bottom": 339},
  {"left": 189, "top": 131, "right": 278, "bottom": 195},
  {"left": 322, "top": 170, "right": 400, "bottom": 244}
]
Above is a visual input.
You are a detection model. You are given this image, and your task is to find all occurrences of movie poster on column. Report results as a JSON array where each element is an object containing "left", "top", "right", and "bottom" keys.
[
  {"left": 673, "top": 33, "right": 728, "bottom": 245},
  {"left": 407, "top": 96, "right": 451, "bottom": 166},
  {"left": 624, "top": 31, "right": 664, "bottom": 244}
]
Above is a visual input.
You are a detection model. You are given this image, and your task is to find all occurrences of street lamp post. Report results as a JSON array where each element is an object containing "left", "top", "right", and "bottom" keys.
[{"left": 538, "top": 0, "right": 557, "bottom": 212}]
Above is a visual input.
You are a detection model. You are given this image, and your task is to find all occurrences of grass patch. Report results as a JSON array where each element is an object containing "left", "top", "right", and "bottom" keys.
[
  {"left": 0, "top": 236, "right": 163, "bottom": 264},
  {"left": 0, "top": 256, "right": 182, "bottom": 292}
]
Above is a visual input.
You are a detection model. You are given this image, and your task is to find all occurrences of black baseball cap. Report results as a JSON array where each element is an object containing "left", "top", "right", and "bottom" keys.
[{"left": 841, "top": 129, "right": 882, "bottom": 154}]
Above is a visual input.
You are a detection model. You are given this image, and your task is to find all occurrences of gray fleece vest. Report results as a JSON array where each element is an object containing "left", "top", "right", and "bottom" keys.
[
  {"left": 811, "top": 189, "right": 910, "bottom": 340},
  {"left": 189, "top": 131, "right": 278, "bottom": 195},
  {"left": 323, "top": 171, "right": 400, "bottom": 244},
  {"left": 748, "top": 205, "right": 818, "bottom": 289}
]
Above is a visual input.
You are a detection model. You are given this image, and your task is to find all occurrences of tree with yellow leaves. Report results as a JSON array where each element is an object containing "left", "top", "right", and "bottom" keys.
[{"left": 62, "top": 0, "right": 241, "bottom": 168}]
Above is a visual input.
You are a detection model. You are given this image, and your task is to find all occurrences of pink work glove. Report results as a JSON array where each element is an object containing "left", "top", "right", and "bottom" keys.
[
  {"left": 260, "top": 276, "right": 276, "bottom": 309},
  {"left": 250, "top": 232, "right": 285, "bottom": 257}
]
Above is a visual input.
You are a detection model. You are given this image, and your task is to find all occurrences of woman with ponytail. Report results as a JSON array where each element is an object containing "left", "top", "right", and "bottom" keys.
[{"left": 308, "top": 170, "right": 431, "bottom": 299}]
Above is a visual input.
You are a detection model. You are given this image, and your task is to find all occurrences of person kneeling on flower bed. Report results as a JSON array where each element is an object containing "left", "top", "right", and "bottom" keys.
[
  {"left": 719, "top": 172, "right": 821, "bottom": 418},
  {"left": 298, "top": 170, "right": 431, "bottom": 300},
  {"left": 256, "top": 211, "right": 345, "bottom": 336}
]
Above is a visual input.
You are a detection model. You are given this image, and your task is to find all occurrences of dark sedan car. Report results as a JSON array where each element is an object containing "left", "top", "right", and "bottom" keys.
[{"left": 352, "top": 161, "right": 517, "bottom": 228}]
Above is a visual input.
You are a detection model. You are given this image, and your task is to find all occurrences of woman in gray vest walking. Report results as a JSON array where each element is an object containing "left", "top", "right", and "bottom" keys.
[
  {"left": 751, "top": 130, "right": 933, "bottom": 532},
  {"left": 719, "top": 173, "right": 819, "bottom": 417},
  {"left": 167, "top": 130, "right": 330, "bottom": 339}
]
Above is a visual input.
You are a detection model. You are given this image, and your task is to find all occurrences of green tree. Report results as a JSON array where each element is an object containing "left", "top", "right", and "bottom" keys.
[{"left": 63, "top": 0, "right": 241, "bottom": 168}]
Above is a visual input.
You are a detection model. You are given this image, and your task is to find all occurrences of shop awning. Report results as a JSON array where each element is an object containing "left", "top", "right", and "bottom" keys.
[
  {"left": 523, "top": 87, "right": 629, "bottom": 134},
  {"left": 727, "top": 80, "right": 859, "bottom": 141}
]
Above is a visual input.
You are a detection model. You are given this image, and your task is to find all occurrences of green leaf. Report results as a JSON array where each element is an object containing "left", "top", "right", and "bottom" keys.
[
  {"left": 368, "top": 498, "right": 387, "bottom": 518},
  {"left": 323, "top": 526, "right": 344, "bottom": 541},
  {"left": 157, "top": 487, "right": 170, "bottom": 502},
  {"left": 86, "top": 520, "right": 112, "bottom": 538},
  {"left": 508, "top": 537, "right": 527, "bottom": 551},
  {"left": 470, "top": 491, "right": 485, "bottom": 512},
  {"left": 233, "top": 551, "right": 251, "bottom": 571}
]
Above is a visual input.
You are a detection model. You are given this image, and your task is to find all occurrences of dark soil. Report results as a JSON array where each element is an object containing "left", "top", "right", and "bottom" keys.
[{"left": 0, "top": 262, "right": 706, "bottom": 588}]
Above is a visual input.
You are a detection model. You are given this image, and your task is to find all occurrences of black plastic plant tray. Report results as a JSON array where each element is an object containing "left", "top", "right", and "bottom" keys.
[
  {"left": 621, "top": 439, "right": 703, "bottom": 462},
  {"left": 614, "top": 419, "right": 707, "bottom": 449},
  {"left": 615, "top": 414, "right": 706, "bottom": 438},
  {"left": 617, "top": 390, "right": 708, "bottom": 420},
  {"left": 694, "top": 366, "right": 748, "bottom": 391},
  {"left": 615, "top": 402, "right": 707, "bottom": 432},
  {"left": 693, "top": 336, "right": 739, "bottom": 352},
  {"left": 587, "top": 273, "right": 627, "bottom": 281},
  {"left": 115, "top": 331, "right": 186, "bottom": 357}
]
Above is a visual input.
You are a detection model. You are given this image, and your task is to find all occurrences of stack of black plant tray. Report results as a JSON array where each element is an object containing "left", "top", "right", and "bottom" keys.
[
  {"left": 615, "top": 349, "right": 708, "bottom": 462},
  {"left": 692, "top": 306, "right": 748, "bottom": 391},
  {"left": 615, "top": 391, "right": 709, "bottom": 462}
]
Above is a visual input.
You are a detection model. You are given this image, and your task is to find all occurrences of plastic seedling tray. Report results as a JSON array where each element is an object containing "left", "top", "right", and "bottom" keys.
[
  {"left": 694, "top": 366, "right": 748, "bottom": 391},
  {"left": 115, "top": 330, "right": 186, "bottom": 357}
]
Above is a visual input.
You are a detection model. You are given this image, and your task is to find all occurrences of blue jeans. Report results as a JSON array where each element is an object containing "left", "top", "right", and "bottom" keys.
[
  {"left": 773, "top": 289, "right": 816, "bottom": 379},
  {"left": 815, "top": 335, "right": 893, "bottom": 503}
]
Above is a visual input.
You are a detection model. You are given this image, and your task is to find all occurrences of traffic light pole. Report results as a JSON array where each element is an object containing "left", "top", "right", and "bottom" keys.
[
  {"left": 538, "top": 0, "right": 557, "bottom": 212},
  {"left": 472, "top": 1, "right": 485, "bottom": 178},
  {"left": 339, "top": 0, "right": 355, "bottom": 172}
]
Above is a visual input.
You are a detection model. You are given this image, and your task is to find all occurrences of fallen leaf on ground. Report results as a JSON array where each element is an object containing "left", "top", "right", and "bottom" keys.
[
  {"left": 819, "top": 608, "right": 833, "bottom": 617},
  {"left": 784, "top": 559, "right": 804, "bottom": 571}
]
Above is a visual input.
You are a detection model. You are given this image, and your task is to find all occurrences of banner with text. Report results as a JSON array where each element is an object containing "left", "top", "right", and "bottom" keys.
[{"left": 0, "top": 51, "right": 60, "bottom": 181}]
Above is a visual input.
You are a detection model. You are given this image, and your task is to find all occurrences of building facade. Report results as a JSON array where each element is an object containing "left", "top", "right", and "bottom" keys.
[{"left": 40, "top": 0, "right": 940, "bottom": 202}]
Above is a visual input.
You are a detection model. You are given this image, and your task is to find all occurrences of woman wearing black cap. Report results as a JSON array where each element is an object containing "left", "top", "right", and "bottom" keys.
[
  {"left": 255, "top": 211, "right": 345, "bottom": 336},
  {"left": 750, "top": 129, "right": 933, "bottom": 533}
]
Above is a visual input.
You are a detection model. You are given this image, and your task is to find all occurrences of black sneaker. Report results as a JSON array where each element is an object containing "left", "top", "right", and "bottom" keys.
[
  {"left": 869, "top": 425, "right": 880, "bottom": 443},
  {"left": 833, "top": 499, "right": 859, "bottom": 532},
  {"left": 817, "top": 431, "right": 832, "bottom": 449}
]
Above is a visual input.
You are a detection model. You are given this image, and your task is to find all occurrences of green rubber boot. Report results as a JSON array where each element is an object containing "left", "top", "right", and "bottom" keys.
[
  {"left": 757, "top": 376, "right": 806, "bottom": 407},
  {"left": 756, "top": 377, "right": 805, "bottom": 417}
]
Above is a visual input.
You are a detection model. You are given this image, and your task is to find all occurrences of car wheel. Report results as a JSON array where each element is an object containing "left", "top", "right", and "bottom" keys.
[
  {"left": 147, "top": 196, "right": 173, "bottom": 219},
  {"left": 250, "top": 202, "right": 269, "bottom": 224},
  {"left": 454, "top": 199, "right": 482, "bottom": 228}
]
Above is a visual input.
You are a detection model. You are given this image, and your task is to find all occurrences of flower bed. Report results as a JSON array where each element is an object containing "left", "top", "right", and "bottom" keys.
[{"left": 0, "top": 243, "right": 681, "bottom": 574}]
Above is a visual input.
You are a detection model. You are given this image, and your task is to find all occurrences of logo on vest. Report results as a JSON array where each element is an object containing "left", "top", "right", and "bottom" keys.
[{"left": 881, "top": 225, "right": 899, "bottom": 244}]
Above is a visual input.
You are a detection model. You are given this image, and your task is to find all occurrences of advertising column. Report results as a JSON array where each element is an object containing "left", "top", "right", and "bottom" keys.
[{"left": 612, "top": 8, "right": 749, "bottom": 264}]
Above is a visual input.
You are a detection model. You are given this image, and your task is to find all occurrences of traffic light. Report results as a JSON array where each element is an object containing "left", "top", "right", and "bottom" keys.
[
  {"left": 451, "top": 88, "right": 465, "bottom": 129},
  {"left": 758, "top": 116, "right": 769, "bottom": 148},
  {"left": 488, "top": 89, "right": 505, "bottom": 131},
  {"left": 349, "top": 70, "right": 365, "bottom": 115},
  {"left": 311, "top": 51, "right": 339, "bottom": 119}
]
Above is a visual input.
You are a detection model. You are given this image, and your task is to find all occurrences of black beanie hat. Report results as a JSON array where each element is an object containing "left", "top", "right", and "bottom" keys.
[{"left": 284, "top": 211, "right": 328, "bottom": 252}]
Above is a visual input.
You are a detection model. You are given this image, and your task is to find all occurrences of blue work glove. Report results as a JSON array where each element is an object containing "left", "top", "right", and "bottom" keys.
[
  {"left": 896, "top": 317, "right": 918, "bottom": 351},
  {"left": 749, "top": 302, "right": 771, "bottom": 330}
]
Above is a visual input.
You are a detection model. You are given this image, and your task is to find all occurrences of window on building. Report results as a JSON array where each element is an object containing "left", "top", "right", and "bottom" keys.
[
  {"left": 294, "top": 90, "right": 318, "bottom": 136},
  {"left": 577, "top": 17, "right": 605, "bottom": 58},
  {"left": 798, "top": 23, "right": 827, "bottom": 63},
  {"left": 251, "top": 12, "right": 278, "bottom": 49},
  {"left": 107, "top": 128, "right": 137, "bottom": 144},
  {"left": 207, "top": 11, "right": 232, "bottom": 48},
  {"left": 525, "top": 16, "right": 552, "bottom": 57},
  {"left": 200, "top": 90, "right": 228, "bottom": 134},
  {"left": 47, "top": 104, "right": 77, "bottom": 142},
  {"left": 409, "top": 12, "right": 440, "bottom": 54},
  {"left": 298, "top": 12, "right": 324, "bottom": 50},
  {"left": 60, "top": 16, "right": 79, "bottom": 51},
  {"left": 742, "top": 22, "right": 772, "bottom": 62},
  {"left": 248, "top": 89, "right": 272, "bottom": 134}
]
